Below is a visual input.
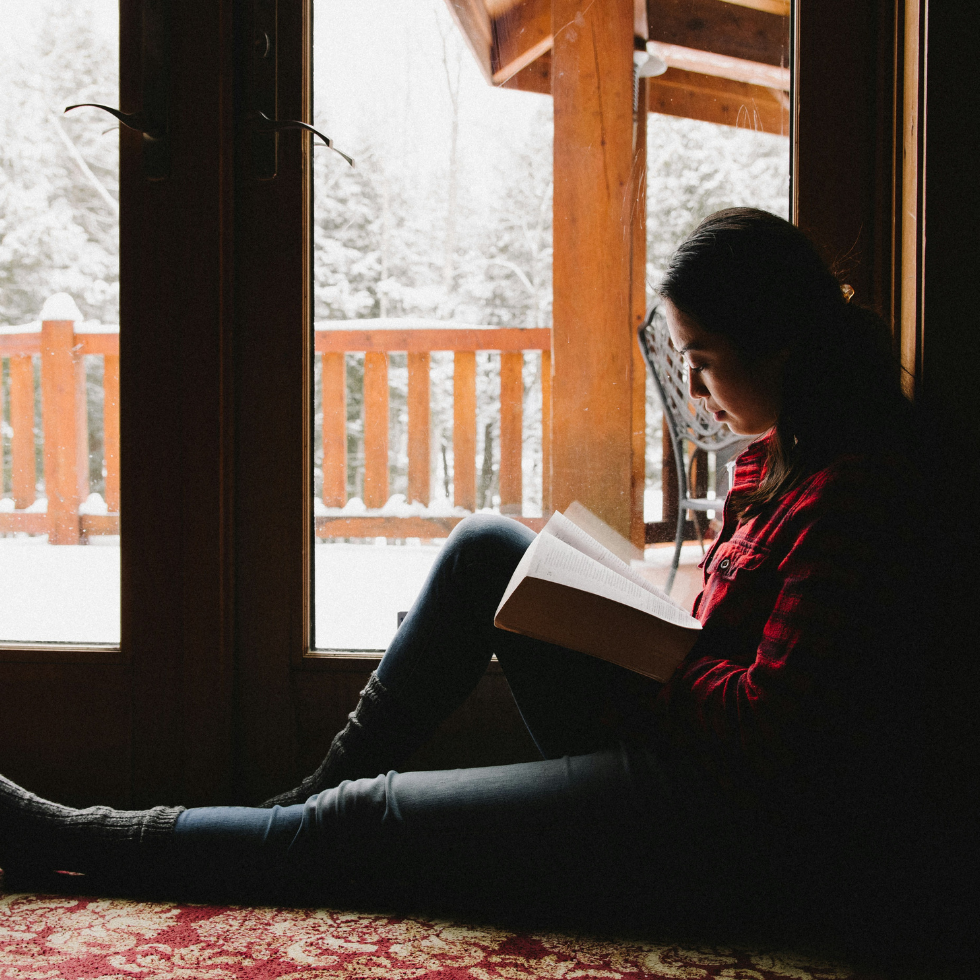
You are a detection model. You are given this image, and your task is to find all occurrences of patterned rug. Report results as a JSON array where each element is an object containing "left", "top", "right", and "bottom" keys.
[{"left": 0, "top": 889, "right": 887, "bottom": 980}]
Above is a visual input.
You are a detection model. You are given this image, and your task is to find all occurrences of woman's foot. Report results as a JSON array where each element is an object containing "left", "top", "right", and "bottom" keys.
[
  {"left": 260, "top": 672, "right": 427, "bottom": 808},
  {"left": 0, "top": 772, "right": 183, "bottom": 875}
]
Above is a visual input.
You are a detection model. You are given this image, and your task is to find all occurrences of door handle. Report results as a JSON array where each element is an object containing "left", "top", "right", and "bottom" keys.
[
  {"left": 249, "top": 111, "right": 354, "bottom": 168},
  {"left": 63, "top": 104, "right": 163, "bottom": 141},
  {"left": 248, "top": 0, "right": 352, "bottom": 179},
  {"left": 64, "top": 0, "right": 169, "bottom": 179}
]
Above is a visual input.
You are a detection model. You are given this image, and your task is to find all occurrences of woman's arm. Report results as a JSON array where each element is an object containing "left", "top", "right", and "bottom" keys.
[{"left": 653, "top": 456, "right": 918, "bottom": 799}]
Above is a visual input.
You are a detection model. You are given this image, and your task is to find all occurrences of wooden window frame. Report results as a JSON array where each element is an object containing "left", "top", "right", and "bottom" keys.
[{"left": 2, "top": 0, "right": 958, "bottom": 808}]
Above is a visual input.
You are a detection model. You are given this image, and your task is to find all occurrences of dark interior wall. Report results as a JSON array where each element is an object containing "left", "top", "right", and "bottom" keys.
[{"left": 920, "top": 3, "right": 980, "bottom": 460}]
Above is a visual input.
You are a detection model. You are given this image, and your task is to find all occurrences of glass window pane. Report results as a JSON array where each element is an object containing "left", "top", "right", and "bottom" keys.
[
  {"left": 312, "top": 0, "right": 552, "bottom": 650},
  {"left": 0, "top": 0, "right": 119, "bottom": 643},
  {"left": 311, "top": 0, "right": 790, "bottom": 647}
]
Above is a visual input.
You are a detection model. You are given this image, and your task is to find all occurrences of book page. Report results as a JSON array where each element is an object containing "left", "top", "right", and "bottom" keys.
[
  {"left": 525, "top": 533, "right": 700, "bottom": 629},
  {"left": 542, "top": 511, "right": 682, "bottom": 610}
]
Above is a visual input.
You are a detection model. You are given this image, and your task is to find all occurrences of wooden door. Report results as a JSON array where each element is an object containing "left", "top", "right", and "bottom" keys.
[{"left": 0, "top": 0, "right": 235, "bottom": 811}]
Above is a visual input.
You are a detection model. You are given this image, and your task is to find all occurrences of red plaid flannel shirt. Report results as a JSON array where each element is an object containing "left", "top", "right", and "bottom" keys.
[{"left": 653, "top": 434, "right": 918, "bottom": 811}]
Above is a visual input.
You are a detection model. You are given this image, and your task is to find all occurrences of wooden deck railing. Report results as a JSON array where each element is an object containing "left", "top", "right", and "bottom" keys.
[
  {"left": 1, "top": 313, "right": 553, "bottom": 542},
  {"left": 315, "top": 320, "right": 552, "bottom": 538},
  {"left": 0, "top": 316, "right": 119, "bottom": 543}
]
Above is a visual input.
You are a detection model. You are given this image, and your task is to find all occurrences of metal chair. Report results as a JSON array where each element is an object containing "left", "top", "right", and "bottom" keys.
[{"left": 637, "top": 304, "right": 751, "bottom": 593}]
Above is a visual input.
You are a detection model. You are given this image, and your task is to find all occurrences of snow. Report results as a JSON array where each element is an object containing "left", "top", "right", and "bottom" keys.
[
  {"left": 0, "top": 538, "right": 121, "bottom": 644},
  {"left": 39, "top": 292, "right": 83, "bottom": 321},
  {"left": 314, "top": 541, "right": 443, "bottom": 650},
  {"left": 79, "top": 493, "right": 109, "bottom": 515},
  {"left": 0, "top": 535, "right": 706, "bottom": 649}
]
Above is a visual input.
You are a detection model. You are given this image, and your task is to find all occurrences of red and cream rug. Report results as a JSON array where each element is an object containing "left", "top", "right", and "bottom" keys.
[{"left": 0, "top": 890, "right": 880, "bottom": 980}]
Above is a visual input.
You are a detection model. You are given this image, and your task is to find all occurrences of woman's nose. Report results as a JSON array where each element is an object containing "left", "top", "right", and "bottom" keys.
[{"left": 688, "top": 371, "right": 707, "bottom": 399}]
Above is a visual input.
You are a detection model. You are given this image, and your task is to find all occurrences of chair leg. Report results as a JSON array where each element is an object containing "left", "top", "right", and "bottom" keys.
[{"left": 666, "top": 498, "right": 685, "bottom": 594}]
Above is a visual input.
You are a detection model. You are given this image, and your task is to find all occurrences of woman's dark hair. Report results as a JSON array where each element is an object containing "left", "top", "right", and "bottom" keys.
[{"left": 658, "top": 207, "right": 914, "bottom": 518}]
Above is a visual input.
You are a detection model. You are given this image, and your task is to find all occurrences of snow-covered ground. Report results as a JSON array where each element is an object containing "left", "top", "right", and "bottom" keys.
[{"left": 0, "top": 530, "right": 707, "bottom": 648}]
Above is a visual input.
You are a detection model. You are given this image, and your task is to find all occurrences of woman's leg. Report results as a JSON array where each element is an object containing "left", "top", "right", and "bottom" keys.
[
  {"left": 179, "top": 743, "right": 681, "bottom": 918},
  {"left": 263, "top": 514, "right": 662, "bottom": 805}
]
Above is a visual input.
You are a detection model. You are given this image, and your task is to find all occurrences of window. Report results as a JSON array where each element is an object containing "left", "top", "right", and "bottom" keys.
[{"left": 0, "top": 0, "right": 120, "bottom": 644}]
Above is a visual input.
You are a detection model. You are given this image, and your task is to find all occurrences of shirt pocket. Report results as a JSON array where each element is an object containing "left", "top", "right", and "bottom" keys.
[{"left": 703, "top": 537, "right": 770, "bottom": 582}]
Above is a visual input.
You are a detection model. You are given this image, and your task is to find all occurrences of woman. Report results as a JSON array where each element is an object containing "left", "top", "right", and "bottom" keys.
[{"left": 0, "top": 209, "right": 942, "bottom": 937}]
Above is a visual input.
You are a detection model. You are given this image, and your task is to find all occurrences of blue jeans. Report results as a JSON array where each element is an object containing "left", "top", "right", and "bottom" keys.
[{"left": 174, "top": 516, "right": 727, "bottom": 915}]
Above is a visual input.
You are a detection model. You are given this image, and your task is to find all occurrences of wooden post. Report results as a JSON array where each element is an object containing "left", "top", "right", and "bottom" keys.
[
  {"left": 362, "top": 351, "right": 389, "bottom": 509},
  {"left": 103, "top": 353, "right": 120, "bottom": 513},
  {"left": 407, "top": 351, "right": 431, "bottom": 506},
  {"left": 541, "top": 348, "right": 552, "bottom": 514},
  {"left": 551, "top": 0, "right": 638, "bottom": 539},
  {"left": 321, "top": 352, "right": 347, "bottom": 507},
  {"left": 499, "top": 351, "right": 523, "bottom": 514},
  {"left": 41, "top": 318, "right": 86, "bottom": 544},
  {"left": 631, "top": 75, "right": 649, "bottom": 550},
  {"left": 453, "top": 350, "right": 477, "bottom": 511},
  {"left": 10, "top": 357, "right": 37, "bottom": 510}
]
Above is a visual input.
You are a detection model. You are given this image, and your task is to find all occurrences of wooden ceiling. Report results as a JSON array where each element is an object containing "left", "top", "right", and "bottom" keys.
[{"left": 443, "top": 0, "right": 790, "bottom": 134}]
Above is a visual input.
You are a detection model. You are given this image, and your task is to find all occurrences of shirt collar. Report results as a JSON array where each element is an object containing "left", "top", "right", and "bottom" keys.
[{"left": 730, "top": 432, "right": 772, "bottom": 494}]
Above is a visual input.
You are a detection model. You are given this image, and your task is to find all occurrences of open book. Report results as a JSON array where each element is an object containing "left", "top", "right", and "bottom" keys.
[{"left": 493, "top": 510, "right": 702, "bottom": 682}]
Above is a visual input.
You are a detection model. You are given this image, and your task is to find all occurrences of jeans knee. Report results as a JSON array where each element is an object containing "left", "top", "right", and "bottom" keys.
[{"left": 445, "top": 514, "right": 535, "bottom": 572}]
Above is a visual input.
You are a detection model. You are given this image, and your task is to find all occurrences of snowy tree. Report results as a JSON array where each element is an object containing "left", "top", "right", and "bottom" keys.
[{"left": 0, "top": 0, "right": 118, "bottom": 325}]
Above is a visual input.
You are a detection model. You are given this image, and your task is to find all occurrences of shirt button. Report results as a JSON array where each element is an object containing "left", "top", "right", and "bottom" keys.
[{"left": 719, "top": 558, "right": 731, "bottom": 570}]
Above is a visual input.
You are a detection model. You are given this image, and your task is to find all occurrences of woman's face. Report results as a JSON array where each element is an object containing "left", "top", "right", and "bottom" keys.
[{"left": 663, "top": 299, "right": 784, "bottom": 437}]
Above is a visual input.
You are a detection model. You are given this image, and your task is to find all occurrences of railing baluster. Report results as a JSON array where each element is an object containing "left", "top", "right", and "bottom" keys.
[
  {"left": 362, "top": 351, "right": 389, "bottom": 509},
  {"left": 40, "top": 318, "right": 86, "bottom": 544},
  {"left": 103, "top": 353, "right": 120, "bottom": 513},
  {"left": 541, "top": 349, "right": 552, "bottom": 514},
  {"left": 10, "top": 356, "right": 36, "bottom": 510},
  {"left": 407, "top": 351, "right": 430, "bottom": 506},
  {"left": 453, "top": 350, "right": 476, "bottom": 511},
  {"left": 322, "top": 351, "right": 347, "bottom": 508},
  {"left": 0, "top": 360, "right": 4, "bottom": 495},
  {"left": 499, "top": 351, "right": 523, "bottom": 514}
]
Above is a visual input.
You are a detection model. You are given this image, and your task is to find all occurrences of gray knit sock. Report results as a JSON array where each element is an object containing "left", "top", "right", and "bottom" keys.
[
  {"left": 0, "top": 772, "right": 184, "bottom": 876},
  {"left": 261, "top": 671, "right": 424, "bottom": 808}
]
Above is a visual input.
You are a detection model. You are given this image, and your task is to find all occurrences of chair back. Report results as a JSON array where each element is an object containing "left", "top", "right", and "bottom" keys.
[{"left": 638, "top": 304, "right": 747, "bottom": 455}]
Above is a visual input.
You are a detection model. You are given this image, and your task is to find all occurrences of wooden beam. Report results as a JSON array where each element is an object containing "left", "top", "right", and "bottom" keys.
[
  {"left": 502, "top": 48, "right": 551, "bottom": 94},
  {"left": 453, "top": 351, "right": 477, "bottom": 510},
  {"left": 315, "top": 327, "right": 550, "bottom": 353},
  {"left": 552, "top": 0, "right": 637, "bottom": 539},
  {"left": 631, "top": 78, "right": 648, "bottom": 551},
  {"left": 103, "top": 354, "right": 120, "bottom": 513},
  {"left": 315, "top": 515, "right": 549, "bottom": 538},
  {"left": 720, "top": 0, "right": 789, "bottom": 16},
  {"left": 362, "top": 352, "right": 389, "bottom": 509},
  {"left": 792, "top": 0, "right": 893, "bottom": 312},
  {"left": 407, "top": 352, "right": 431, "bottom": 506},
  {"left": 646, "top": 68, "right": 788, "bottom": 134},
  {"left": 646, "top": 0, "right": 788, "bottom": 68},
  {"left": 40, "top": 319, "right": 86, "bottom": 544},
  {"left": 499, "top": 351, "right": 523, "bottom": 513},
  {"left": 9, "top": 357, "right": 35, "bottom": 510},
  {"left": 541, "top": 349, "right": 552, "bottom": 514},
  {"left": 634, "top": 0, "right": 648, "bottom": 40},
  {"left": 321, "top": 352, "right": 347, "bottom": 508},
  {"left": 443, "top": 0, "right": 494, "bottom": 82},
  {"left": 492, "top": 0, "right": 551, "bottom": 85},
  {"left": 0, "top": 335, "right": 40, "bottom": 358},
  {"left": 645, "top": 41, "right": 789, "bottom": 89}
]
